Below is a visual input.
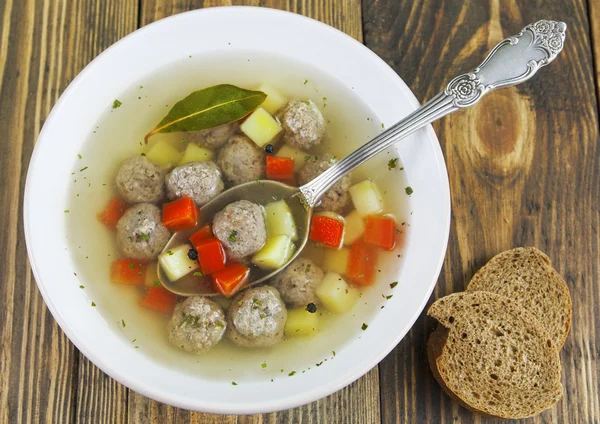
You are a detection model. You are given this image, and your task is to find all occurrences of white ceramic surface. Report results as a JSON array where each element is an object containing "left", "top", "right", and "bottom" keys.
[{"left": 24, "top": 7, "right": 450, "bottom": 414}]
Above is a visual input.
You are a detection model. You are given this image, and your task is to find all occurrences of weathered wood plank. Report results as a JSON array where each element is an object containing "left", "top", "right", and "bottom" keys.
[
  {"left": 364, "top": 0, "right": 600, "bottom": 423},
  {"left": 129, "top": 1, "right": 376, "bottom": 422},
  {"left": 589, "top": 0, "right": 600, "bottom": 105},
  {"left": 0, "top": 0, "right": 137, "bottom": 423}
]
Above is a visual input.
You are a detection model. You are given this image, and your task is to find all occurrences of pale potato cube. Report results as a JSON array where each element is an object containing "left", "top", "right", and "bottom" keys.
[
  {"left": 179, "top": 143, "right": 213, "bottom": 165},
  {"left": 240, "top": 107, "right": 282, "bottom": 147},
  {"left": 144, "top": 262, "right": 160, "bottom": 287},
  {"left": 275, "top": 145, "right": 309, "bottom": 172},
  {"left": 159, "top": 244, "right": 199, "bottom": 282},
  {"left": 323, "top": 247, "right": 350, "bottom": 275},
  {"left": 252, "top": 235, "right": 294, "bottom": 270},
  {"left": 348, "top": 180, "right": 384, "bottom": 216},
  {"left": 285, "top": 308, "right": 320, "bottom": 336},
  {"left": 316, "top": 272, "right": 360, "bottom": 313},
  {"left": 264, "top": 200, "right": 297, "bottom": 241},
  {"left": 343, "top": 210, "right": 365, "bottom": 246},
  {"left": 145, "top": 140, "right": 183, "bottom": 168},
  {"left": 257, "top": 83, "right": 288, "bottom": 114}
]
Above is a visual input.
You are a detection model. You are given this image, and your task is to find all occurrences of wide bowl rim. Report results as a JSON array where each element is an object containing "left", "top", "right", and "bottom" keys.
[{"left": 24, "top": 6, "right": 451, "bottom": 414}]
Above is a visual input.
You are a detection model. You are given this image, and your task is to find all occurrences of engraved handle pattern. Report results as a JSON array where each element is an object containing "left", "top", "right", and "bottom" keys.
[{"left": 300, "top": 20, "right": 567, "bottom": 207}]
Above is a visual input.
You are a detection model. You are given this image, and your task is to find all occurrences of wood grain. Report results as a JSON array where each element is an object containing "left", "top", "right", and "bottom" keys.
[
  {"left": 363, "top": 0, "right": 600, "bottom": 423},
  {"left": 0, "top": 0, "right": 136, "bottom": 423},
  {"left": 1, "top": 0, "right": 599, "bottom": 423}
]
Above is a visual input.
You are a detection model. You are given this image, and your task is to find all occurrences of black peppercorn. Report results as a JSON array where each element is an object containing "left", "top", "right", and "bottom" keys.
[
  {"left": 264, "top": 144, "right": 274, "bottom": 153},
  {"left": 187, "top": 248, "right": 198, "bottom": 260},
  {"left": 306, "top": 303, "right": 317, "bottom": 313}
]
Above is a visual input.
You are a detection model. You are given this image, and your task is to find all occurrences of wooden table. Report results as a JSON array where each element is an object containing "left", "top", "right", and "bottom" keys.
[{"left": 1, "top": 1, "right": 599, "bottom": 423}]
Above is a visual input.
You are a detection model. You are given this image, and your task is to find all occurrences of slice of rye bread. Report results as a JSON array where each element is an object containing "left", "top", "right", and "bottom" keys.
[
  {"left": 466, "top": 247, "right": 571, "bottom": 348},
  {"left": 427, "top": 291, "right": 563, "bottom": 419}
]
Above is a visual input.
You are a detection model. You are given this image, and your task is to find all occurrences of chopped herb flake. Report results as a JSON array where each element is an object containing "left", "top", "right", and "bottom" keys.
[
  {"left": 390, "top": 281, "right": 398, "bottom": 288},
  {"left": 231, "top": 381, "right": 237, "bottom": 386},
  {"left": 64, "top": 210, "right": 70, "bottom": 213},
  {"left": 361, "top": 323, "right": 368, "bottom": 331},
  {"left": 261, "top": 362, "right": 267, "bottom": 369},
  {"left": 387, "top": 158, "right": 398, "bottom": 170},
  {"left": 129, "top": 263, "right": 135, "bottom": 269},
  {"left": 80, "top": 166, "right": 88, "bottom": 172},
  {"left": 228, "top": 231, "right": 238, "bottom": 242},
  {"left": 77, "top": 154, "right": 82, "bottom": 159},
  {"left": 304, "top": 79, "right": 308, "bottom": 84},
  {"left": 91, "top": 302, "right": 96, "bottom": 307},
  {"left": 153, "top": 281, "right": 160, "bottom": 287},
  {"left": 112, "top": 99, "right": 122, "bottom": 109},
  {"left": 141, "top": 233, "right": 148, "bottom": 241},
  {"left": 79, "top": 285, "right": 84, "bottom": 289},
  {"left": 167, "top": 250, "right": 174, "bottom": 256},
  {"left": 193, "top": 272, "right": 203, "bottom": 277},
  {"left": 385, "top": 295, "right": 393, "bottom": 300},
  {"left": 288, "top": 371, "right": 296, "bottom": 376},
  {"left": 121, "top": 319, "right": 126, "bottom": 328},
  {"left": 405, "top": 186, "right": 414, "bottom": 195}
]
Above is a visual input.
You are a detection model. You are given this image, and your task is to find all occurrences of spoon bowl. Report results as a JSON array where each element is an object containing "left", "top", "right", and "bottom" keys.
[{"left": 158, "top": 180, "right": 312, "bottom": 296}]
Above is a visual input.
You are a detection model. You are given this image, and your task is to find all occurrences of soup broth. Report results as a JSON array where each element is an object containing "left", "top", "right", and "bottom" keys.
[{"left": 66, "top": 51, "right": 411, "bottom": 381}]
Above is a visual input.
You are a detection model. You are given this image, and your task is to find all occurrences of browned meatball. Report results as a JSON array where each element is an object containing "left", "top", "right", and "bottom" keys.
[
  {"left": 226, "top": 286, "right": 287, "bottom": 348},
  {"left": 279, "top": 100, "right": 326, "bottom": 150},
  {"left": 217, "top": 135, "right": 265, "bottom": 186},
  {"left": 167, "top": 296, "right": 226, "bottom": 354},
  {"left": 165, "top": 161, "right": 224, "bottom": 207},
  {"left": 116, "top": 203, "right": 170, "bottom": 260},
  {"left": 115, "top": 156, "right": 165, "bottom": 204},
  {"left": 187, "top": 122, "right": 239, "bottom": 149},
  {"left": 298, "top": 153, "right": 351, "bottom": 213},
  {"left": 271, "top": 258, "right": 324, "bottom": 308},
  {"left": 212, "top": 200, "right": 266, "bottom": 260}
]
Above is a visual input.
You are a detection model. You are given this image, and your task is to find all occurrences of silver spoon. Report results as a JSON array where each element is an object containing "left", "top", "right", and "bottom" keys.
[{"left": 159, "top": 20, "right": 566, "bottom": 296}]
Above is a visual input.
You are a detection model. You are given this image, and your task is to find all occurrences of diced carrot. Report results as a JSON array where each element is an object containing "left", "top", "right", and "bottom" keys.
[
  {"left": 189, "top": 224, "right": 213, "bottom": 249},
  {"left": 140, "top": 286, "right": 178, "bottom": 313},
  {"left": 266, "top": 156, "right": 295, "bottom": 182},
  {"left": 347, "top": 240, "right": 377, "bottom": 286},
  {"left": 110, "top": 259, "right": 146, "bottom": 285},
  {"left": 212, "top": 263, "right": 250, "bottom": 297},
  {"left": 162, "top": 196, "right": 198, "bottom": 231},
  {"left": 195, "top": 237, "right": 227, "bottom": 275},
  {"left": 97, "top": 197, "right": 127, "bottom": 229},
  {"left": 309, "top": 214, "right": 345, "bottom": 248},
  {"left": 364, "top": 215, "right": 397, "bottom": 251}
]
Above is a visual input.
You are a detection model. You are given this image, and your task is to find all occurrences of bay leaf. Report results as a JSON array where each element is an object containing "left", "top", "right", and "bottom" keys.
[{"left": 144, "top": 84, "right": 266, "bottom": 143}]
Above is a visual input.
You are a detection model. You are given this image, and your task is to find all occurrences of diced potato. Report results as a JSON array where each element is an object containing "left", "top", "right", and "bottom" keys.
[
  {"left": 257, "top": 83, "right": 288, "bottom": 114},
  {"left": 252, "top": 235, "right": 294, "bottom": 270},
  {"left": 144, "top": 262, "right": 160, "bottom": 287},
  {"left": 323, "top": 247, "right": 350, "bottom": 275},
  {"left": 348, "top": 180, "right": 384, "bottom": 216},
  {"left": 240, "top": 107, "right": 282, "bottom": 147},
  {"left": 159, "top": 244, "right": 199, "bottom": 282},
  {"left": 275, "top": 145, "right": 309, "bottom": 172},
  {"left": 264, "top": 200, "right": 297, "bottom": 241},
  {"left": 343, "top": 210, "right": 366, "bottom": 246},
  {"left": 316, "top": 272, "right": 360, "bottom": 313},
  {"left": 285, "top": 308, "right": 320, "bottom": 337},
  {"left": 145, "top": 140, "right": 183, "bottom": 168},
  {"left": 179, "top": 143, "right": 213, "bottom": 165}
]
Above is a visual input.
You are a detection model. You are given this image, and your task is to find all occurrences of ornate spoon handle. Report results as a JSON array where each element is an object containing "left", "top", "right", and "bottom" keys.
[{"left": 300, "top": 20, "right": 567, "bottom": 207}]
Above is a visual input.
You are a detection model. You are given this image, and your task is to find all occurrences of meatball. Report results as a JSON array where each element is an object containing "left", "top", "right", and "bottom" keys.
[
  {"left": 188, "top": 122, "right": 239, "bottom": 149},
  {"left": 212, "top": 200, "right": 266, "bottom": 260},
  {"left": 115, "top": 156, "right": 165, "bottom": 204},
  {"left": 279, "top": 100, "right": 326, "bottom": 150},
  {"left": 116, "top": 203, "right": 170, "bottom": 260},
  {"left": 217, "top": 135, "right": 265, "bottom": 186},
  {"left": 167, "top": 296, "right": 226, "bottom": 354},
  {"left": 227, "top": 286, "right": 287, "bottom": 348},
  {"left": 298, "top": 153, "right": 351, "bottom": 213},
  {"left": 271, "top": 258, "right": 324, "bottom": 308},
  {"left": 165, "top": 161, "right": 224, "bottom": 207}
]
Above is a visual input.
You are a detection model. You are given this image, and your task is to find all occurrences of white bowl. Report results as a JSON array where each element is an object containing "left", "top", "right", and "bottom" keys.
[{"left": 24, "top": 7, "right": 450, "bottom": 414}]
